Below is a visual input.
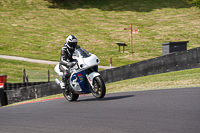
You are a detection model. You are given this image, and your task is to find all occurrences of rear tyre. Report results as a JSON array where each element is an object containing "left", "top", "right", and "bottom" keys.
[
  {"left": 63, "top": 79, "right": 79, "bottom": 101},
  {"left": 91, "top": 76, "right": 106, "bottom": 99},
  {"left": 63, "top": 90, "right": 79, "bottom": 101}
]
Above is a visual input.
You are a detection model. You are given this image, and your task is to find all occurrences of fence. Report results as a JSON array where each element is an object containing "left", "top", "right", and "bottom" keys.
[
  {"left": 0, "top": 69, "right": 61, "bottom": 106},
  {"left": 99, "top": 47, "right": 200, "bottom": 84},
  {"left": 25, "top": 69, "right": 60, "bottom": 82},
  {"left": 4, "top": 82, "right": 62, "bottom": 105}
]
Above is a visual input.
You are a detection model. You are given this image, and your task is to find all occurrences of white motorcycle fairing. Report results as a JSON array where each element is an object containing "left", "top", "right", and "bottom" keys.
[{"left": 54, "top": 63, "right": 63, "bottom": 78}]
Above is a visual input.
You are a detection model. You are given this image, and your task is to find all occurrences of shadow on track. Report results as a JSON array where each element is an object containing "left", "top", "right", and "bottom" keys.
[{"left": 77, "top": 94, "right": 134, "bottom": 102}]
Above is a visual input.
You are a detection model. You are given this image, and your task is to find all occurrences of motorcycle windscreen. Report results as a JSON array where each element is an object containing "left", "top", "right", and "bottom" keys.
[{"left": 73, "top": 48, "right": 90, "bottom": 59}]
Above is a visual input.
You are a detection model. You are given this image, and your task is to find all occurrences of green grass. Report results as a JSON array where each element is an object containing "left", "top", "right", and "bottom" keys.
[
  {"left": 0, "top": 58, "right": 57, "bottom": 82},
  {"left": 0, "top": 0, "right": 199, "bottom": 67}
]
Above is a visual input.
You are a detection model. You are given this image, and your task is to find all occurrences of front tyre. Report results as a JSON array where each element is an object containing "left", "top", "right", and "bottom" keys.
[{"left": 91, "top": 76, "right": 106, "bottom": 99}]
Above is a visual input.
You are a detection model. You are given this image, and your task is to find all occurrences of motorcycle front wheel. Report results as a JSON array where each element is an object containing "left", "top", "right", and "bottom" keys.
[{"left": 91, "top": 76, "right": 106, "bottom": 99}]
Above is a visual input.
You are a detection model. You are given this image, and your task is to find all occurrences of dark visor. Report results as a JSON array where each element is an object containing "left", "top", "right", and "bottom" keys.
[{"left": 68, "top": 42, "right": 77, "bottom": 47}]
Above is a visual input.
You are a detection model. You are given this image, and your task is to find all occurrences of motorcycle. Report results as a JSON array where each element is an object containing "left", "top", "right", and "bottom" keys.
[{"left": 54, "top": 48, "right": 106, "bottom": 101}]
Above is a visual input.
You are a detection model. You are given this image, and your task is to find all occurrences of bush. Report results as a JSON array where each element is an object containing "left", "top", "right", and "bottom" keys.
[{"left": 186, "top": 0, "right": 200, "bottom": 7}]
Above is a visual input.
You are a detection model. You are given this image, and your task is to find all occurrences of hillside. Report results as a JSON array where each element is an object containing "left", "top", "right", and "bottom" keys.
[{"left": 0, "top": 0, "right": 200, "bottom": 67}]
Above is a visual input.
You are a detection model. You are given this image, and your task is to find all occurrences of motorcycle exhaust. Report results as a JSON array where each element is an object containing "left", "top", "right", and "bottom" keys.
[{"left": 55, "top": 78, "right": 61, "bottom": 85}]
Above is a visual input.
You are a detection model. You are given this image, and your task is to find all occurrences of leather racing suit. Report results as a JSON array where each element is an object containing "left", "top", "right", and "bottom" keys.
[{"left": 59, "top": 43, "right": 80, "bottom": 83}]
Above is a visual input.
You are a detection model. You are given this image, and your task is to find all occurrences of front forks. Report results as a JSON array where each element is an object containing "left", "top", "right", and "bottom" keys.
[{"left": 86, "top": 72, "right": 100, "bottom": 89}]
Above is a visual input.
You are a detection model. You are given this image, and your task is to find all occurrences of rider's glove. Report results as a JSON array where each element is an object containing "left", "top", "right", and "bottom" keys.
[{"left": 68, "top": 62, "right": 76, "bottom": 68}]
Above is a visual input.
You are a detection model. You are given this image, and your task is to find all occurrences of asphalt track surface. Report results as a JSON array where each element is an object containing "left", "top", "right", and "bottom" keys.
[{"left": 0, "top": 87, "right": 200, "bottom": 133}]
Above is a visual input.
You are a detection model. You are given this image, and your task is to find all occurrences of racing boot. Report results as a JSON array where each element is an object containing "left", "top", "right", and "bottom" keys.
[
  {"left": 60, "top": 81, "right": 65, "bottom": 90},
  {"left": 60, "top": 70, "right": 67, "bottom": 90}
]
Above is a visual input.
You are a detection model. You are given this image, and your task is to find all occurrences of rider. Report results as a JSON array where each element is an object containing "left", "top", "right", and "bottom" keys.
[{"left": 59, "top": 35, "right": 80, "bottom": 89}]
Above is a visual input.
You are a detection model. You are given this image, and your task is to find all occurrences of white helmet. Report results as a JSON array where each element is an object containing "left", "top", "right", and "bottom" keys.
[{"left": 65, "top": 35, "right": 78, "bottom": 49}]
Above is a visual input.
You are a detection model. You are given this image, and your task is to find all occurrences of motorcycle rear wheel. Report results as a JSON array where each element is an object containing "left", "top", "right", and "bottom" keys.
[
  {"left": 63, "top": 79, "right": 79, "bottom": 101},
  {"left": 63, "top": 89, "right": 79, "bottom": 101},
  {"left": 91, "top": 76, "right": 106, "bottom": 99}
]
